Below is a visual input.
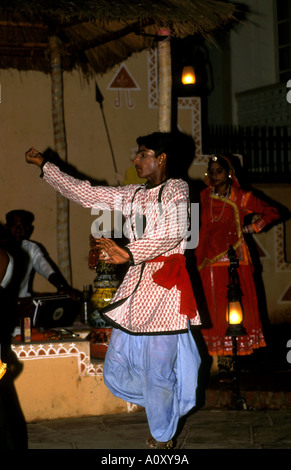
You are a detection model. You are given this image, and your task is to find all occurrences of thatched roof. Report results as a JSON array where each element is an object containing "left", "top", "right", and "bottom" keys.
[{"left": 0, "top": 0, "right": 240, "bottom": 76}]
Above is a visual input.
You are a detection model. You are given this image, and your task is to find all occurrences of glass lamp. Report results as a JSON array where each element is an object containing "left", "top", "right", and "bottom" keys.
[
  {"left": 181, "top": 65, "right": 196, "bottom": 85},
  {"left": 226, "top": 299, "right": 246, "bottom": 336},
  {"left": 225, "top": 246, "right": 247, "bottom": 337},
  {"left": 225, "top": 245, "right": 248, "bottom": 410},
  {"left": 227, "top": 301, "right": 243, "bottom": 325}
]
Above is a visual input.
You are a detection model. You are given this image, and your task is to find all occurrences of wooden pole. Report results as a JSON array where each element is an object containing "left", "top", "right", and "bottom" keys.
[
  {"left": 157, "top": 30, "right": 172, "bottom": 132},
  {"left": 48, "top": 35, "right": 72, "bottom": 285}
]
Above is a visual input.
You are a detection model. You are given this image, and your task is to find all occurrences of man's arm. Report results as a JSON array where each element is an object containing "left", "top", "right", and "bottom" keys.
[{"left": 25, "top": 147, "right": 124, "bottom": 210}]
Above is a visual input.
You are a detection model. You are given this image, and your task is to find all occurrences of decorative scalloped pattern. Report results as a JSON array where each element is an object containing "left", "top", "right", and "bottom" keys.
[
  {"left": 11, "top": 341, "right": 139, "bottom": 412},
  {"left": 11, "top": 342, "right": 104, "bottom": 377}
]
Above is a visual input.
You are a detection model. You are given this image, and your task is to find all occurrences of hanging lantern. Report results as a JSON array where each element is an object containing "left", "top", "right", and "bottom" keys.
[{"left": 182, "top": 65, "right": 196, "bottom": 85}]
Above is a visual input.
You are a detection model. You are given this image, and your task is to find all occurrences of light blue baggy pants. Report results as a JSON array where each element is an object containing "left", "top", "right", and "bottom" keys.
[{"left": 103, "top": 326, "right": 201, "bottom": 442}]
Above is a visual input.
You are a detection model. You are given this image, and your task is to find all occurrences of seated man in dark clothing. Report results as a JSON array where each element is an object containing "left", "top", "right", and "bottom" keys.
[
  {"left": 5, "top": 210, "right": 78, "bottom": 324},
  {"left": 5, "top": 210, "right": 72, "bottom": 298}
]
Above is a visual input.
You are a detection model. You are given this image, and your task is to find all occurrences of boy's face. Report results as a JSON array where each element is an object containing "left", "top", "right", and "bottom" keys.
[
  {"left": 7, "top": 216, "right": 33, "bottom": 243},
  {"left": 133, "top": 145, "right": 160, "bottom": 180}
]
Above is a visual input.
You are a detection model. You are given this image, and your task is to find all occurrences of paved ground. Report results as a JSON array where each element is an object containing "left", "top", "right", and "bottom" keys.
[
  {"left": 19, "top": 324, "right": 291, "bottom": 459},
  {"left": 27, "top": 408, "right": 291, "bottom": 451}
]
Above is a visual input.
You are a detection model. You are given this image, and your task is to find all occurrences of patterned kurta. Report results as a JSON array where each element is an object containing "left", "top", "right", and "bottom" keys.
[{"left": 42, "top": 162, "right": 201, "bottom": 334}]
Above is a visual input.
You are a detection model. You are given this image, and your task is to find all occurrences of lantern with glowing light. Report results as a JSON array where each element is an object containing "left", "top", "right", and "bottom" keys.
[
  {"left": 225, "top": 246, "right": 247, "bottom": 337},
  {"left": 225, "top": 245, "right": 247, "bottom": 410},
  {"left": 181, "top": 65, "right": 196, "bottom": 85}
]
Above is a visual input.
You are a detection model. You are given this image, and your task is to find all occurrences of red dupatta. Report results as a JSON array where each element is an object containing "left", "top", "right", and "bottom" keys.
[{"left": 147, "top": 254, "right": 198, "bottom": 320}]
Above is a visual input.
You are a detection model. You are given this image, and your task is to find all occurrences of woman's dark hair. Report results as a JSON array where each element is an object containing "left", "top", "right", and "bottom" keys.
[{"left": 207, "top": 155, "right": 230, "bottom": 173}]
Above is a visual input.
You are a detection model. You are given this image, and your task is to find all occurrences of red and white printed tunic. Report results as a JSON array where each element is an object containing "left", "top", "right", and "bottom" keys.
[{"left": 42, "top": 162, "right": 201, "bottom": 334}]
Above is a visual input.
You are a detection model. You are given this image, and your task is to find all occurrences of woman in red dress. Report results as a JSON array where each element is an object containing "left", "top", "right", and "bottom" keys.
[{"left": 195, "top": 155, "right": 280, "bottom": 359}]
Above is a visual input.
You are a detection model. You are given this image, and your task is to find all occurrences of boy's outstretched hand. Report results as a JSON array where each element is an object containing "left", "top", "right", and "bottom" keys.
[{"left": 25, "top": 147, "right": 45, "bottom": 167}]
